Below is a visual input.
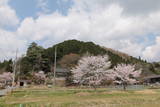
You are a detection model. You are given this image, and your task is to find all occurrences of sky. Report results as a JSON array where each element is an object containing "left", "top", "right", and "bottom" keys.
[{"left": 0, "top": 0, "right": 160, "bottom": 62}]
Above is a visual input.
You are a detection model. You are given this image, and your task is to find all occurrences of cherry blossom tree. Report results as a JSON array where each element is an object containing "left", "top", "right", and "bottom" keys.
[
  {"left": 33, "top": 71, "right": 46, "bottom": 84},
  {"left": 0, "top": 72, "right": 13, "bottom": 81},
  {"left": 0, "top": 72, "right": 13, "bottom": 88},
  {"left": 112, "top": 64, "right": 142, "bottom": 90},
  {"left": 71, "top": 55, "right": 112, "bottom": 89}
]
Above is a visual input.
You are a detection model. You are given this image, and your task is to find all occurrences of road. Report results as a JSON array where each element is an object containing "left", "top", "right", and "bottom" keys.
[
  {"left": 0, "top": 89, "right": 8, "bottom": 96},
  {"left": 0, "top": 88, "right": 13, "bottom": 97}
]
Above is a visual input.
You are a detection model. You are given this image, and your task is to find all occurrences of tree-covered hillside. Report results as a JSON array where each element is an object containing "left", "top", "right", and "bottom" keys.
[
  {"left": 0, "top": 39, "right": 158, "bottom": 76},
  {"left": 45, "top": 40, "right": 147, "bottom": 67},
  {"left": 0, "top": 59, "right": 13, "bottom": 73}
]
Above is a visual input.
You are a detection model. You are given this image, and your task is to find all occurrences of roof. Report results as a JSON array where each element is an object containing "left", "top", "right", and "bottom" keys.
[
  {"left": 143, "top": 75, "right": 160, "bottom": 79},
  {"left": 56, "top": 68, "right": 69, "bottom": 72},
  {"left": 19, "top": 80, "right": 32, "bottom": 82}
]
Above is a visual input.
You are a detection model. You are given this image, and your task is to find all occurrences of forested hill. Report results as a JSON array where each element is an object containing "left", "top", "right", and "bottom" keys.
[
  {"left": 45, "top": 40, "right": 146, "bottom": 66},
  {"left": 0, "top": 39, "right": 159, "bottom": 76}
]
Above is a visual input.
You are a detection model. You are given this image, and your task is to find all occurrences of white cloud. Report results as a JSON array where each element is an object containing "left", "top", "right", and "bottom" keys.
[
  {"left": 0, "top": 29, "right": 27, "bottom": 60},
  {"left": 0, "top": 0, "right": 9, "bottom": 5},
  {"left": 14, "top": 2, "right": 160, "bottom": 62},
  {"left": 72, "top": 0, "right": 160, "bottom": 15},
  {"left": 0, "top": 0, "right": 22, "bottom": 60},
  {"left": 0, "top": 0, "right": 19, "bottom": 28},
  {"left": 36, "top": 0, "right": 50, "bottom": 14},
  {"left": 142, "top": 36, "right": 160, "bottom": 62},
  {"left": 1, "top": 0, "right": 160, "bottom": 62}
]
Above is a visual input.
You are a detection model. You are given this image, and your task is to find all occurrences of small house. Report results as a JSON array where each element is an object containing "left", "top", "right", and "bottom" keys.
[
  {"left": 18, "top": 80, "right": 31, "bottom": 87},
  {"left": 143, "top": 75, "right": 160, "bottom": 84},
  {"left": 56, "top": 68, "right": 70, "bottom": 77}
]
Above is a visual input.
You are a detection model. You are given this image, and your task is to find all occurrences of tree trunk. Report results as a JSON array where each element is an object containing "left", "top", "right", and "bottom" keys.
[
  {"left": 93, "top": 85, "right": 97, "bottom": 91},
  {"left": 122, "top": 83, "right": 126, "bottom": 91}
]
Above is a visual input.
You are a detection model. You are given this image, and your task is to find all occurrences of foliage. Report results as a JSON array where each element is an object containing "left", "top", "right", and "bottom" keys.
[
  {"left": 58, "top": 53, "right": 81, "bottom": 85},
  {"left": 151, "top": 62, "right": 160, "bottom": 74},
  {"left": 26, "top": 42, "right": 45, "bottom": 71},
  {"left": 18, "top": 42, "right": 50, "bottom": 79},
  {"left": 0, "top": 39, "right": 156, "bottom": 83},
  {"left": 0, "top": 59, "right": 13, "bottom": 73},
  {"left": 58, "top": 53, "right": 80, "bottom": 69},
  {"left": 32, "top": 71, "right": 46, "bottom": 84},
  {"left": 72, "top": 55, "right": 112, "bottom": 89},
  {"left": 0, "top": 72, "right": 13, "bottom": 81},
  {"left": 111, "top": 64, "right": 142, "bottom": 90},
  {"left": 44, "top": 40, "right": 107, "bottom": 65},
  {"left": 0, "top": 72, "right": 13, "bottom": 88}
]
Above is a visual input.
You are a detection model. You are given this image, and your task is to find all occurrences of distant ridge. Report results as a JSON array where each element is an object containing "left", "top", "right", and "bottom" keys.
[{"left": 103, "top": 47, "right": 131, "bottom": 60}]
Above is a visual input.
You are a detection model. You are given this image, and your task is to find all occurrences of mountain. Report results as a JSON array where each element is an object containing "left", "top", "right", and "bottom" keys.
[
  {"left": 0, "top": 39, "right": 158, "bottom": 76},
  {"left": 44, "top": 40, "right": 156, "bottom": 76},
  {"left": 103, "top": 47, "right": 131, "bottom": 59},
  {"left": 46, "top": 39, "right": 147, "bottom": 65}
]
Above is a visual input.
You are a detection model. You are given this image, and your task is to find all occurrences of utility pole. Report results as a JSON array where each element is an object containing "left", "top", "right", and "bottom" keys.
[
  {"left": 12, "top": 49, "right": 18, "bottom": 88},
  {"left": 53, "top": 46, "right": 57, "bottom": 87},
  {"left": 18, "top": 61, "right": 21, "bottom": 84}
]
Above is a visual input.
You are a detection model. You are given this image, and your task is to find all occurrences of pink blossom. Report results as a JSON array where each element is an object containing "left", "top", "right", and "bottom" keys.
[
  {"left": 72, "top": 55, "right": 111, "bottom": 86},
  {"left": 33, "top": 71, "right": 46, "bottom": 84},
  {"left": 0, "top": 72, "right": 13, "bottom": 82},
  {"left": 112, "top": 64, "right": 142, "bottom": 85}
]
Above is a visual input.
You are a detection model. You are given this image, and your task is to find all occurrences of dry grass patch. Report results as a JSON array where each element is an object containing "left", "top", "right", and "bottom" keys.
[
  {"left": 135, "top": 89, "right": 157, "bottom": 94},
  {"left": 1, "top": 87, "right": 160, "bottom": 107},
  {"left": 76, "top": 92, "right": 91, "bottom": 96}
]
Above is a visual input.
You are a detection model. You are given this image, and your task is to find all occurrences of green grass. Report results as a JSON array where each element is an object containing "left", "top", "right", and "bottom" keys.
[{"left": 0, "top": 86, "right": 160, "bottom": 107}]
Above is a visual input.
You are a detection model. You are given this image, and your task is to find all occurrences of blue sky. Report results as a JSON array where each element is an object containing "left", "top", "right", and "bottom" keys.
[
  {"left": 9, "top": 0, "right": 38, "bottom": 19},
  {"left": 9, "top": 0, "right": 73, "bottom": 19},
  {"left": 0, "top": 0, "right": 160, "bottom": 62}
]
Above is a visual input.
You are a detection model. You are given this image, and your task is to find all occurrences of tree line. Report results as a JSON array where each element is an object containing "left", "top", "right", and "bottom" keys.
[{"left": 0, "top": 39, "right": 158, "bottom": 79}]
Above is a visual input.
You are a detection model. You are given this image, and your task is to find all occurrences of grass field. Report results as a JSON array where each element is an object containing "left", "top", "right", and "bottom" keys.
[{"left": 0, "top": 86, "right": 160, "bottom": 107}]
